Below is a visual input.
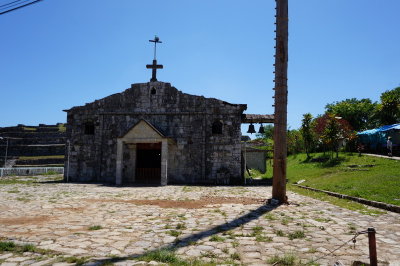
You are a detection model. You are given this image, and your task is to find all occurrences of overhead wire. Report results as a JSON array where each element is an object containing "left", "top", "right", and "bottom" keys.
[
  {"left": 0, "top": 0, "right": 24, "bottom": 8},
  {"left": 0, "top": 0, "right": 43, "bottom": 15},
  {"left": 0, "top": 0, "right": 32, "bottom": 11}
]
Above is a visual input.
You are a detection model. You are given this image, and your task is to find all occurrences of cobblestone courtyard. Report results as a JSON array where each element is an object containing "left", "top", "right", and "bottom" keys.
[{"left": 0, "top": 176, "right": 399, "bottom": 265}]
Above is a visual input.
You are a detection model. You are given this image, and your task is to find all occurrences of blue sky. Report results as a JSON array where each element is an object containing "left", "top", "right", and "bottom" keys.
[{"left": 1, "top": 0, "right": 399, "bottom": 132}]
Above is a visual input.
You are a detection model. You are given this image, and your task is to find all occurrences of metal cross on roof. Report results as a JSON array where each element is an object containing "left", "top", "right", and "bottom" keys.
[
  {"left": 149, "top": 35, "right": 162, "bottom": 60},
  {"left": 146, "top": 36, "right": 163, "bottom": 82}
]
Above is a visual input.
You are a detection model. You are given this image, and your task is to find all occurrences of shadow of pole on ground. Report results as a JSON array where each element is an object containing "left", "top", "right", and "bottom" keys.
[{"left": 91, "top": 202, "right": 278, "bottom": 265}]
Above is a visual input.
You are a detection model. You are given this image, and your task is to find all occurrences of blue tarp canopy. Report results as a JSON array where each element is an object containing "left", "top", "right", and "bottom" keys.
[
  {"left": 357, "top": 123, "right": 400, "bottom": 150},
  {"left": 358, "top": 124, "right": 400, "bottom": 135}
]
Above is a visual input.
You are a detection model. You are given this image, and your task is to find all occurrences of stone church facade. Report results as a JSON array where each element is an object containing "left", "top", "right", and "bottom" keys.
[{"left": 64, "top": 81, "right": 255, "bottom": 185}]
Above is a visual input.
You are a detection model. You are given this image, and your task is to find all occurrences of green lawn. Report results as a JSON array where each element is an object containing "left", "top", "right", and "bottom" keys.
[{"left": 284, "top": 153, "right": 400, "bottom": 206}]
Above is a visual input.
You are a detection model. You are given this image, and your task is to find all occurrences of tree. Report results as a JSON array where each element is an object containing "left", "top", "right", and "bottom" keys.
[
  {"left": 313, "top": 113, "right": 353, "bottom": 158},
  {"left": 287, "top": 129, "right": 303, "bottom": 155},
  {"left": 256, "top": 125, "right": 274, "bottom": 140},
  {"left": 325, "top": 98, "right": 378, "bottom": 131},
  {"left": 324, "top": 114, "right": 341, "bottom": 158},
  {"left": 300, "top": 113, "right": 314, "bottom": 158},
  {"left": 378, "top": 87, "right": 400, "bottom": 125}
]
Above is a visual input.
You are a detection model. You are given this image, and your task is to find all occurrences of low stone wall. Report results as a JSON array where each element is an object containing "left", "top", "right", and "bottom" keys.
[
  {"left": 2, "top": 144, "right": 65, "bottom": 157},
  {"left": 16, "top": 158, "right": 64, "bottom": 166},
  {"left": 296, "top": 185, "right": 400, "bottom": 213},
  {"left": 0, "top": 167, "right": 64, "bottom": 177}
]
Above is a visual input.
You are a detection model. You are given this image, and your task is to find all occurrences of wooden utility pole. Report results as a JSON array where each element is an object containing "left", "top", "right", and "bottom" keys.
[{"left": 272, "top": 0, "right": 288, "bottom": 203}]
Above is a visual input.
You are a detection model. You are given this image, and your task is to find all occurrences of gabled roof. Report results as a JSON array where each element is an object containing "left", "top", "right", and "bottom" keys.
[{"left": 119, "top": 119, "right": 166, "bottom": 139}]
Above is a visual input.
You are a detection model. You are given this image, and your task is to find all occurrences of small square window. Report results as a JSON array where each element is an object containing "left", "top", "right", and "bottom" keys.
[{"left": 84, "top": 122, "right": 95, "bottom": 135}]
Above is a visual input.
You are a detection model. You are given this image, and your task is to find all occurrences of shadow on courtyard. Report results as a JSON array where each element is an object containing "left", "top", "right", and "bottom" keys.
[{"left": 92, "top": 202, "right": 278, "bottom": 265}]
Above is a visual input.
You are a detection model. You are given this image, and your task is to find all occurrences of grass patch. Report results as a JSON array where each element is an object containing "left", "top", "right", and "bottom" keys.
[
  {"left": 18, "top": 155, "right": 64, "bottom": 160},
  {"left": 41, "top": 170, "right": 59, "bottom": 175},
  {"left": 252, "top": 226, "right": 264, "bottom": 235},
  {"left": 222, "top": 230, "right": 236, "bottom": 239},
  {"left": 0, "top": 178, "right": 35, "bottom": 185},
  {"left": 202, "top": 251, "right": 217, "bottom": 258},
  {"left": 166, "top": 230, "right": 182, "bottom": 237},
  {"left": 289, "top": 185, "right": 385, "bottom": 216},
  {"left": 58, "top": 124, "right": 66, "bottom": 132},
  {"left": 175, "top": 223, "right": 186, "bottom": 230},
  {"left": 182, "top": 186, "right": 194, "bottom": 192},
  {"left": 0, "top": 175, "right": 63, "bottom": 185},
  {"left": 16, "top": 197, "right": 30, "bottom": 202},
  {"left": 230, "top": 252, "right": 240, "bottom": 260},
  {"left": 138, "top": 249, "right": 182, "bottom": 264},
  {"left": 0, "top": 241, "right": 16, "bottom": 251},
  {"left": 274, "top": 229, "right": 285, "bottom": 237},
  {"left": 264, "top": 213, "right": 277, "bottom": 220},
  {"left": 209, "top": 235, "right": 225, "bottom": 242},
  {"left": 314, "top": 217, "right": 331, "bottom": 223},
  {"left": 348, "top": 223, "right": 357, "bottom": 234},
  {"left": 177, "top": 214, "right": 187, "bottom": 220},
  {"left": 267, "top": 253, "right": 297, "bottom": 265},
  {"left": 286, "top": 153, "right": 400, "bottom": 206},
  {"left": 288, "top": 230, "right": 306, "bottom": 240},
  {"left": 281, "top": 217, "right": 292, "bottom": 225},
  {"left": 88, "top": 225, "right": 103, "bottom": 230},
  {"left": 59, "top": 256, "right": 88, "bottom": 265},
  {"left": 23, "top": 127, "right": 37, "bottom": 131},
  {"left": 212, "top": 209, "right": 227, "bottom": 217},
  {"left": 255, "top": 235, "right": 273, "bottom": 242},
  {"left": 0, "top": 241, "right": 55, "bottom": 256},
  {"left": 137, "top": 248, "right": 216, "bottom": 266}
]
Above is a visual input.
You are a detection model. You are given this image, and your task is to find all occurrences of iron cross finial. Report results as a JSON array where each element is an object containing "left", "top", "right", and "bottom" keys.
[
  {"left": 146, "top": 36, "right": 163, "bottom": 82},
  {"left": 149, "top": 35, "right": 162, "bottom": 60}
]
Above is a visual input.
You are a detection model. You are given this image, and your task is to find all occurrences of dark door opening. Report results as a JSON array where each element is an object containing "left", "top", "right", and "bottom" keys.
[{"left": 136, "top": 143, "right": 161, "bottom": 184}]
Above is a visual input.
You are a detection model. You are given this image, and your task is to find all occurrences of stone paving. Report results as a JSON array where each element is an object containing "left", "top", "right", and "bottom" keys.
[
  {"left": 364, "top": 153, "right": 400, "bottom": 161},
  {"left": 0, "top": 175, "right": 399, "bottom": 265}
]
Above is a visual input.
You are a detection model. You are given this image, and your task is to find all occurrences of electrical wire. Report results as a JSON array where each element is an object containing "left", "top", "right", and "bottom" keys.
[
  {"left": 0, "top": 0, "right": 43, "bottom": 15},
  {"left": 0, "top": 0, "right": 31, "bottom": 11},
  {"left": 0, "top": 0, "right": 24, "bottom": 8}
]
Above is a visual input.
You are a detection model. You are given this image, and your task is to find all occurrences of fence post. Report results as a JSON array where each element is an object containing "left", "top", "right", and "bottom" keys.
[{"left": 368, "top": 228, "right": 377, "bottom": 266}]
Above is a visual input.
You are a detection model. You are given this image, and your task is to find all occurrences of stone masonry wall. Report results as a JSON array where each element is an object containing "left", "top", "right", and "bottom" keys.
[
  {"left": 245, "top": 148, "right": 267, "bottom": 174},
  {"left": 65, "top": 82, "right": 246, "bottom": 184}
]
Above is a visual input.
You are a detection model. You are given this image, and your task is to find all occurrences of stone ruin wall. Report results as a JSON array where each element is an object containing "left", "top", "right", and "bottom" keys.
[
  {"left": 0, "top": 124, "right": 66, "bottom": 167},
  {"left": 65, "top": 82, "right": 246, "bottom": 184}
]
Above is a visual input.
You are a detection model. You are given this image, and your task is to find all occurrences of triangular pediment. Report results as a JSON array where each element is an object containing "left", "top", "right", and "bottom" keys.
[{"left": 121, "top": 120, "right": 165, "bottom": 140}]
